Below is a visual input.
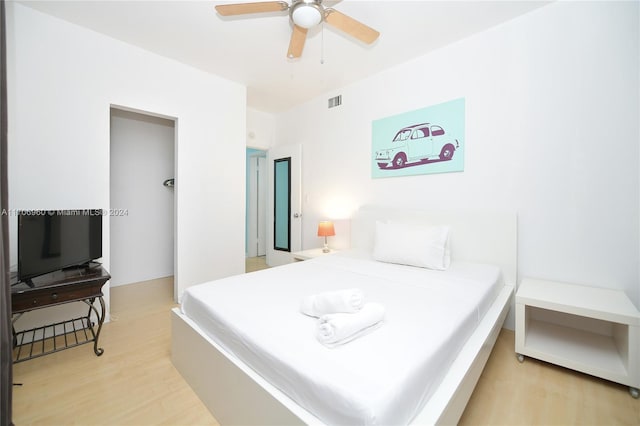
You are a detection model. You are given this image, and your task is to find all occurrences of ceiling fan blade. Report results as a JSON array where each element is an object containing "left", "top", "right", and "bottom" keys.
[
  {"left": 324, "top": 9, "right": 380, "bottom": 44},
  {"left": 287, "top": 24, "right": 308, "bottom": 58},
  {"left": 215, "top": 1, "right": 288, "bottom": 16}
]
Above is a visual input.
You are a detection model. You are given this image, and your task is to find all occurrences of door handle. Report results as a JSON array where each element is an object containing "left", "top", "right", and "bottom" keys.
[{"left": 293, "top": 213, "right": 301, "bottom": 218}]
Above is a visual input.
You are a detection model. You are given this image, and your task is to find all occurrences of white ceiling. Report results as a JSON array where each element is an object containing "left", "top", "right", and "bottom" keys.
[{"left": 17, "top": 0, "right": 551, "bottom": 113}]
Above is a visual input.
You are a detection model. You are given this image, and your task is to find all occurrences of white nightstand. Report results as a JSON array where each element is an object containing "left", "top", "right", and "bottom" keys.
[
  {"left": 515, "top": 277, "right": 640, "bottom": 398},
  {"left": 291, "top": 248, "right": 337, "bottom": 262}
]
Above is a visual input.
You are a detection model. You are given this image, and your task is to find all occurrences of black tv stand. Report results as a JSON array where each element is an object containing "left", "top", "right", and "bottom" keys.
[{"left": 10, "top": 265, "right": 110, "bottom": 362}]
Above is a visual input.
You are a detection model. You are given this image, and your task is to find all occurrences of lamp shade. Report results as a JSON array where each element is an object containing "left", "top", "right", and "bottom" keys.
[{"left": 317, "top": 221, "right": 335, "bottom": 237}]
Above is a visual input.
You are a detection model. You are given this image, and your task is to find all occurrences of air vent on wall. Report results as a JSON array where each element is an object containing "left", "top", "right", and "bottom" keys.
[{"left": 328, "top": 95, "right": 342, "bottom": 109}]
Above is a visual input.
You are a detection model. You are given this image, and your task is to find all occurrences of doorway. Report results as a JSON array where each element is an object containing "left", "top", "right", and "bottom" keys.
[
  {"left": 109, "top": 107, "right": 176, "bottom": 291},
  {"left": 246, "top": 144, "right": 302, "bottom": 269}
]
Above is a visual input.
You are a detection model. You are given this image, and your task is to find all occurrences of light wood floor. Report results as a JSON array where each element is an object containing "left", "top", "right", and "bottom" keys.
[
  {"left": 459, "top": 328, "right": 640, "bottom": 425},
  {"left": 245, "top": 255, "right": 269, "bottom": 273},
  {"left": 13, "top": 277, "right": 217, "bottom": 426},
  {"left": 12, "top": 266, "right": 640, "bottom": 425}
]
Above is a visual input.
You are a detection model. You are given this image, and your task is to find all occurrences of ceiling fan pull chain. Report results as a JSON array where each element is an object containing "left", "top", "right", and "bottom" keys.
[{"left": 320, "top": 22, "right": 325, "bottom": 65}]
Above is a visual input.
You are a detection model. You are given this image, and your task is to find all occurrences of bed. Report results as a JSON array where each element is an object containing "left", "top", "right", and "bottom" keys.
[{"left": 171, "top": 205, "right": 517, "bottom": 425}]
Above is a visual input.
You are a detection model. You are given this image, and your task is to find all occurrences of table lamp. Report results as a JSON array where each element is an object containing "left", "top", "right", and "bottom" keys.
[{"left": 317, "top": 221, "right": 335, "bottom": 253}]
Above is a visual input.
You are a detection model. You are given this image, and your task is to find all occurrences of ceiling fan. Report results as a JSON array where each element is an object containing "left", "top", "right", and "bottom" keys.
[{"left": 215, "top": 0, "right": 380, "bottom": 59}]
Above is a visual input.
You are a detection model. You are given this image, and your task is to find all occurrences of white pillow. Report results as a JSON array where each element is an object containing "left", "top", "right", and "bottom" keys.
[{"left": 372, "top": 221, "right": 451, "bottom": 270}]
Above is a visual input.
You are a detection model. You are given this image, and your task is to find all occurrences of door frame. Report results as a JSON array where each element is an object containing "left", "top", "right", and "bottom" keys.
[{"left": 247, "top": 151, "right": 266, "bottom": 257}]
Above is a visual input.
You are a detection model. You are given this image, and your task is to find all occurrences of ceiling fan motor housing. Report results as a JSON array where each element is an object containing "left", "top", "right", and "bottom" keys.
[{"left": 290, "top": 0, "right": 324, "bottom": 28}]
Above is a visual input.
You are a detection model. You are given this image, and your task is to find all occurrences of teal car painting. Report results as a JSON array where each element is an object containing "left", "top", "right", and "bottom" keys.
[{"left": 371, "top": 98, "right": 464, "bottom": 179}]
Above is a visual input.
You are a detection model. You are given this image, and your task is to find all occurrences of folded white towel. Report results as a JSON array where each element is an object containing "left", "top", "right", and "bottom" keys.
[
  {"left": 316, "top": 302, "right": 386, "bottom": 348},
  {"left": 300, "top": 288, "right": 365, "bottom": 317}
]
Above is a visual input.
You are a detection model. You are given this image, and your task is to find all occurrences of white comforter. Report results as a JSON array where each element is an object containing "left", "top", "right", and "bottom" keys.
[{"left": 181, "top": 250, "right": 503, "bottom": 425}]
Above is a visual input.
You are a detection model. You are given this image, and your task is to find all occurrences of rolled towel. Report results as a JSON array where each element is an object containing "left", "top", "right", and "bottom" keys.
[
  {"left": 316, "top": 302, "right": 385, "bottom": 348},
  {"left": 300, "top": 288, "right": 365, "bottom": 317}
]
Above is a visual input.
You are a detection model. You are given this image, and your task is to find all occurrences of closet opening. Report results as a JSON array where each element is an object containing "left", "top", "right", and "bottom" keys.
[{"left": 109, "top": 107, "right": 177, "bottom": 300}]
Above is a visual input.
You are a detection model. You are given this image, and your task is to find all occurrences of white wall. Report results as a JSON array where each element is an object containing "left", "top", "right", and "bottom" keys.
[
  {"left": 273, "top": 1, "right": 640, "bottom": 316},
  {"left": 110, "top": 108, "right": 175, "bottom": 287},
  {"left": 7, "top": 3, "right": 246, "bottom": 326},
  {"left": 247, "top": 108, "right": 276, "bottom": 150}
]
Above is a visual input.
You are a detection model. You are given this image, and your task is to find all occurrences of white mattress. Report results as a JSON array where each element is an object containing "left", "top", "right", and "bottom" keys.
[{"left": 181, "top": 250, "right": 503, "bottom": 425}]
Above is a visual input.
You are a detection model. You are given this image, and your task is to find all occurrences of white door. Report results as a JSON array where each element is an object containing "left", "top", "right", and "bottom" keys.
[
  {"left": 266, "top": 144, "right": 302, "bottom": 266},
  {"left": 247, "top": 155, "right": 266, "bottom": 257}
]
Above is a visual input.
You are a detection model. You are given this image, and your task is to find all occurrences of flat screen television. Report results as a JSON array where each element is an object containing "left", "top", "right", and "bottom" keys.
[{"left": 18, "top": 209, "right": 103, "bottom": 282}]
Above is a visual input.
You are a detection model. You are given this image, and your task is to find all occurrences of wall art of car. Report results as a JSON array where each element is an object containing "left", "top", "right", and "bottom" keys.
[{"left": 374, "top": 123, "right": 460, "bottom": 169}]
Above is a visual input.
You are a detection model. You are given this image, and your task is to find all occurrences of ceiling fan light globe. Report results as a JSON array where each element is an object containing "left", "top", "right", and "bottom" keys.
[{"left": 291, "top": 4, "right": 323, "bottom": 28}]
